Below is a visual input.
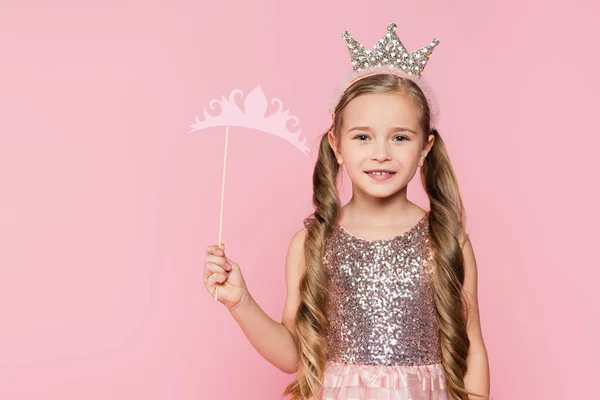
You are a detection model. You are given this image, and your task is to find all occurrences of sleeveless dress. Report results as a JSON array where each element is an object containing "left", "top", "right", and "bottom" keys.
[{"left": 303, "top": 211, "right": 448, "bottom": 400}]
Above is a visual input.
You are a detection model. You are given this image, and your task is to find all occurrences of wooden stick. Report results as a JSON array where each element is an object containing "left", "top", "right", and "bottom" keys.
[
  {"left": 219, "top": 125, "right": 228, "bottom": 247},
  {"left": 215, "top": 126, "right": 229, "bottom": 302}
]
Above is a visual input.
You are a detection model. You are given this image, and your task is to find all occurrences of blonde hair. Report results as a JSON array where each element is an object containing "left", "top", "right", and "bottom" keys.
[{"left": 284, "top": 74, "right": 485, "bottom": 400}]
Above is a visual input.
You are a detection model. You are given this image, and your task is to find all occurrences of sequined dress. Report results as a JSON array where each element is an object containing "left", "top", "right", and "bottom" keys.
[{"left": 303, "top": 211, "right": 448, "bottom": 400}]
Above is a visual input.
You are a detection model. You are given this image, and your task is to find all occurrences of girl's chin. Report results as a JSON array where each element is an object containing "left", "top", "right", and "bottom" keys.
[{"left": 359, "top": 185, "right": 405, "bottom": 198}]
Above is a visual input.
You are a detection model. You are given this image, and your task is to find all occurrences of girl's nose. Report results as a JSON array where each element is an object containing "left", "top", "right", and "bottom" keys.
[{"left": 372, "top": 142, "right": 391, "bottom": 161}]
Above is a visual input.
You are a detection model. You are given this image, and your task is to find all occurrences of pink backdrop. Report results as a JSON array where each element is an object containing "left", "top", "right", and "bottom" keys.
[{"left": 1, "top": 1, "right": 598, "bottom": 399}]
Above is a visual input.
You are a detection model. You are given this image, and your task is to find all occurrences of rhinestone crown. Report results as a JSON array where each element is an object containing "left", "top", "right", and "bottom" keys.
[{"left": 342, "top": 22, "right": 439, "bottom": 77}]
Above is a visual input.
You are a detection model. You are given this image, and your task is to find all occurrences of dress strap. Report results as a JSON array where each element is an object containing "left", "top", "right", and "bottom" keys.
[{"left": 302, "top": 216, "right": 312, "bottom": 232}]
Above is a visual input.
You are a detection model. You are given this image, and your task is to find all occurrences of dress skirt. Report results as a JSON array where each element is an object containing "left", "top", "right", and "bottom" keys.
[{"left": 319, "top": 360, "right": 448, "bottom": 400}]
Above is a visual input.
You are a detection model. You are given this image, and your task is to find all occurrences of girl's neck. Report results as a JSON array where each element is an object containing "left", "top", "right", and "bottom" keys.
[{"left": 343, "top": 196, "right": 421, "bottom": 227}]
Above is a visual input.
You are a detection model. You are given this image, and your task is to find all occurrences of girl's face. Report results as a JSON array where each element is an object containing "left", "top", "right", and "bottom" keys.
[{"left": 329, "top": 92, "right": 434, "bottom": 199}]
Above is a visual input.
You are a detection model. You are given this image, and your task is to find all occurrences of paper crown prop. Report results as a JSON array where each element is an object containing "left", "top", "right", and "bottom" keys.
[
  {"left": 189, "top": 86, "right": 307, "bottom": 301},
  {"left": 330, "top": 22, "right": 441, "bottom": 130},
  {"left": 189, "top": 86, "right": 309, "bottom": 155}
]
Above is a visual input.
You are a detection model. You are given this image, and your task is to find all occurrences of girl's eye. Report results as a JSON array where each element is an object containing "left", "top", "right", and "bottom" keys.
[{"left": 352, "top": 134, "right": 408, "bottom": 141}]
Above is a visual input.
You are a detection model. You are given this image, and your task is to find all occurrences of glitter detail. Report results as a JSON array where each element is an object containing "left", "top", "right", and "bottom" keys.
[
  {"left": 342, "top": 23, "right": 439, "bottom": 77},
  {"left": 303, "top": 212, "right": 441, "bottom": 366}
]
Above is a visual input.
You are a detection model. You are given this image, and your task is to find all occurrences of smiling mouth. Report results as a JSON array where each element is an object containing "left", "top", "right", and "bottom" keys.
[
  {"left": 365, "top": 170, "right": 396, "bottom": 176},
  {"left": 365, "top": 171, "right": 396, "bottom": 181}
]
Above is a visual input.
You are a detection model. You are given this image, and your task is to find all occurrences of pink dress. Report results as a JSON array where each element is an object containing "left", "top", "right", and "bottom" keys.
[{"left": 303, "top": 212, "right": 448, "bottom": 400}]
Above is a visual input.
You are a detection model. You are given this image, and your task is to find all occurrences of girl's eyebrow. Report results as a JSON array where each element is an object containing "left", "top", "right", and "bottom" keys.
[{"left": 347, "top": 126, "right": 417, "bottom": 135}]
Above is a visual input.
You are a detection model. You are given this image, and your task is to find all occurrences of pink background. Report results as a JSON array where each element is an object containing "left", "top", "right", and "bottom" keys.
[{"left": 1, "top": 1, "right": 598, "bottom": 399}]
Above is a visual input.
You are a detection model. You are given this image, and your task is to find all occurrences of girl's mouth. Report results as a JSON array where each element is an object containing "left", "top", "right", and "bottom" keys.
[{"left": 365, "top": 171, "right": 396, "bottom": 181}]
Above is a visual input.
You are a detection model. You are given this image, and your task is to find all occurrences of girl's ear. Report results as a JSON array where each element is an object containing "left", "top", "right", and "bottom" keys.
[
  {"left": 328, "top": 130, "right": 344, "bottom": 165},
  {"left": 418, "top": 134, "right": 435, "bottom": 167}
]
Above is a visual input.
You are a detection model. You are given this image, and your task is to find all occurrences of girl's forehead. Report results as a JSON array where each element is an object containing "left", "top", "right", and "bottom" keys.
[{"left": 341, "top": 93, "right": 420, "bottom": 129}]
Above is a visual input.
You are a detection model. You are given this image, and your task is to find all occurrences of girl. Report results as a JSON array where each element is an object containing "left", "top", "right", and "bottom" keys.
[{"left": 204, "top": 24, "right": 490, "bottom": 400}]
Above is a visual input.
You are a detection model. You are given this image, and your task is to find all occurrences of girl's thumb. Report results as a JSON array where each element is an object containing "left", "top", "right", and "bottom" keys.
[
  {"left": 220, "top": 243, "right": 236, "bottom": 267},
  {"left": 227, "top": 256, "right": 238, "bottom": 271}
]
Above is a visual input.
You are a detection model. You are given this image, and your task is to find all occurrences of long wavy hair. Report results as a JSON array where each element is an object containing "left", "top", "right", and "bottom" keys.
[{"left": 284, "top": 74, "right": 484, "bottom": 400}]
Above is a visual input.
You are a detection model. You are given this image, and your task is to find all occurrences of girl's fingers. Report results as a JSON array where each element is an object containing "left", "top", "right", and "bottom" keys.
[
  {"left": 208, "top": 272, "right": 228, "bottom": 286},
  {"left": 205, "top": 255, "right": 232, "bottom": 272},
  {"left": 204, "top": 263, "right": 228, "bottom": 281},
  {"left": 206, "top": 244, "right": 225, "bottom": 257},
  {"left": 213, "top": 272, "right": 228, "bottom": 284},
  {"left": 206, "top": 253, "right": 229, "bottom": 268}
]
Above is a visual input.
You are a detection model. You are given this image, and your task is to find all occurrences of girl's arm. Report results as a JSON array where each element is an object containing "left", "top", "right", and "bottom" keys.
[
  {"left": 228, "top": 228, "right": 307, "bottom": 374},
  {"left": 460, "top": 232, "right": 491, "bottom": 398}
]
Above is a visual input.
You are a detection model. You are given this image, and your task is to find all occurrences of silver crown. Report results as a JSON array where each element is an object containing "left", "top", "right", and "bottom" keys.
[{"left": 342, "top": 22, "right": 439, "bottom": 77}]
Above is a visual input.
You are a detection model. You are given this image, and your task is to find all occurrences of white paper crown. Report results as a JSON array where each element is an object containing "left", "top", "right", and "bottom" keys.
[{"left": 189, "top": 86, "right": 309, "bottom": 156}]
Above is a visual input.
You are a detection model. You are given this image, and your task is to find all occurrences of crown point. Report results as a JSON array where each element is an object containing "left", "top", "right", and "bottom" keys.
[{"left": 341, "top": 22, "right": 438, "bottom": 75}]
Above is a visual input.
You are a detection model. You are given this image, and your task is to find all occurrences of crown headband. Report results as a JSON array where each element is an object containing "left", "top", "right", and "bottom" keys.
[{"left": 330, "top": 22, "right": 441, "bottom": 130}]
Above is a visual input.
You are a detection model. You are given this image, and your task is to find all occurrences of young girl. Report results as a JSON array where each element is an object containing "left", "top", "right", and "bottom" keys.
[{"left": 204, "top": 23, "right": 490, "bottom": 400}]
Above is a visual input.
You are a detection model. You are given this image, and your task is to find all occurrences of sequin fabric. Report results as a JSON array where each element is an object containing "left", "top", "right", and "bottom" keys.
[{"left": 303, "top": 212, "right": 441, "bottom": 366}]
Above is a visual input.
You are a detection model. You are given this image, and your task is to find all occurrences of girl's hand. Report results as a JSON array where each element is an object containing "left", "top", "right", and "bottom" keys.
[{"left": 204, "top": 244, "right": 249, "bottom": 311}]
